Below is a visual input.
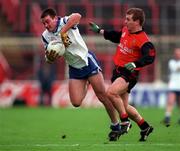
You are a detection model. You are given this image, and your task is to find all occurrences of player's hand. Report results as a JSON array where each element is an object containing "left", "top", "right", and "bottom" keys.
[
  {"left": 45, "top": 50, "right": 59, "bottom": 64},
  {"left": 60, "top": 32, "right": 71, "bottom": 47},
  {"left": 124, "top": 62, "right": 136, "bottom": 72},
  {"left": 89, "top": 22, "right": 101, "bottom": 33}
]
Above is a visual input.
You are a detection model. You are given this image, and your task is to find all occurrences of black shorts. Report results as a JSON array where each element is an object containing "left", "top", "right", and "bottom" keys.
[{"left": 111, "top": 66, "right": 139, "bottom": 93}]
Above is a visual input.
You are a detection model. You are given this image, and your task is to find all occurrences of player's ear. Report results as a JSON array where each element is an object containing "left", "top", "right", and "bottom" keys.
[{"left": 135, "top": 19, "right": 140, "bottom": 26}]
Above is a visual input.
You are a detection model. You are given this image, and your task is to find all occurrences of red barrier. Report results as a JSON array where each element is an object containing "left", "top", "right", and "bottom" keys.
[{"left": 0, "top": 80, "right": 103, "bottom": 108}]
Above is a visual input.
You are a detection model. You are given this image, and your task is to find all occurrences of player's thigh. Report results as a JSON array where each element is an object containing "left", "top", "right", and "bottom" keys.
[
  {"left": 69, "top": 79, "right": 88, "bottom": 105},
  {"left": 108, "top": 77, "right": 129, "bottom": 95},
  {"left": 88, "top": 72, "right": 106, "bottom": 94},
  {"left": 168, "top": 92, "right": 176, "bottom": 103}
]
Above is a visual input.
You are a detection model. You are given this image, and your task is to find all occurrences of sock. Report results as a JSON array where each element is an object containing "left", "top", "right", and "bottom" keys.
[
  {"left": 111, "top": 122, "right": 119, "bottom": 126},
  {"left": 110, "top": 122, "right": 120, "bottom": 131},
  {"left": 165, "top": 112, "right": 171, "bottom": 118},
  {"left": 120, "top": 113, "right": 129, "bottom": 122},
  {"left": 138, "top": 119, "right": 150, "bottom": 130}
]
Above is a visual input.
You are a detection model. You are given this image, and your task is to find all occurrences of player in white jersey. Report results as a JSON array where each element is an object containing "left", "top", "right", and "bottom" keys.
[
  {"left": 163, "top": 48, "right": 180, "bottom": 126},
  {"left": 40, "top": 8, "right": 120, "bottom": 141}
]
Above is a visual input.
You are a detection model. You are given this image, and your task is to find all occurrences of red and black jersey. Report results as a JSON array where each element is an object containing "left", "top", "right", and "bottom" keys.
[{"left": 103, "top": 26, "right": 156, "bottom": 71}]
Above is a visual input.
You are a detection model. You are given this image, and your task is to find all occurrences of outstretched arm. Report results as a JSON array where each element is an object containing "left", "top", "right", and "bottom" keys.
[{"left": 89, "top": 22, "right": 121, "bottom": 43}]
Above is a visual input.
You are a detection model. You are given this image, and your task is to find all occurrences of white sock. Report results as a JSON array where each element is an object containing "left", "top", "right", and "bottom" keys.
[
  {"left": 165, "top": 112, "right": 171, "bottom": 117},
  {"left": 111, "top": 122, "right": 119, "bottom": 126}
]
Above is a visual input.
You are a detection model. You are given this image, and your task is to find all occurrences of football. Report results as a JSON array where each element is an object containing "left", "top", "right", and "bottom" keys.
[{"left": 47, "top": 40, "right": 65, "bottom": 56}]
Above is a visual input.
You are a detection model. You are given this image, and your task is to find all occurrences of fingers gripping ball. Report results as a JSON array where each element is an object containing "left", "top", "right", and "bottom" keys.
[
  {"left": 47, "top": 40, "right": 65, "bottom": 56},
  {"left": 61, "top": 33, "right": 72, "bottom": 47}
]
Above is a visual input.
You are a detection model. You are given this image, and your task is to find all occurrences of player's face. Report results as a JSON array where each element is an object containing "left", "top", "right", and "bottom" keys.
[
  {"left": 41, "top": 15, "right": 57, "bottom": 32},
  {"left": 174, "top": 48, "right": 180, "bottom": 60},
  {"left": 124, "top": 14, "right": 139, "bottom": 33}
]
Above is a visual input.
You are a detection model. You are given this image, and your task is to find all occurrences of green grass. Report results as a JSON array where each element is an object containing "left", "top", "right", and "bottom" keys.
[{"left": 0, "top": 107, "right": 180, "bottom": 151}]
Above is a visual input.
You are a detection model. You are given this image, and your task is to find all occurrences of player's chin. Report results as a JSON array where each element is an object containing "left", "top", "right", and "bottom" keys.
[{"left": 47, "top": 28, "right": 53, "bottom": 32}]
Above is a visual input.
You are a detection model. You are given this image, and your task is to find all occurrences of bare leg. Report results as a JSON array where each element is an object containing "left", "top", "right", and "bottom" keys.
[
  {"left": 106, "top": 77, "right": 132, "bottom": 136},
  {"left": 69, "top": 79, "right": 88, "bottom": 107},
  {"left": 163, "top": 92, "right": 176, "bottom": 126},
  {"left": 178, "top": 95, "right": 180, "bottom": 124},
  {"left": 121, "top": 91, "right": 153, "bottom": 141},
  {"left": 121, "top": 92, "right": 143, "bottom": 123},
  {"left": 166, "top": 92, "right": 176, "bottom": 116},
  {"left": 106, "top": 77, "right": 129, "bottom": 117},
  {"left": 88, "top": 72, "right": 118, "bottom": 124}
]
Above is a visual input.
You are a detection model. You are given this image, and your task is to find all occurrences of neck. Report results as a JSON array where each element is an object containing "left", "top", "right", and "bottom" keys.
[{"left": 130, "top": 26, "right": 142, "bottom": 33}]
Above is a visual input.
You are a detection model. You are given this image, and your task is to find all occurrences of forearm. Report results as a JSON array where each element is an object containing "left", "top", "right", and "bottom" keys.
[
  {"left": 103, "top": 30, "right": 121, "bottom": 43},
  {"left": 134, "top": 56, "right": 155, "bottom": 67},
  {"left": 61, "top": 13, "right": 81, "bottom": 33},
  {"left": 89, "top": 22, "right": 121, "bottom": 43}
]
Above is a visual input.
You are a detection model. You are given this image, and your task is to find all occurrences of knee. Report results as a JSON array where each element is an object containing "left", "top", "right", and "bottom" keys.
[
  {"left": 106, "top": 89, "right": 115, "bottom": 99},
  {"left": 167, "top": 100, "right": 174, "bottom": 106},
  {"left": 106, "top": 89, "right": 121, "bottom": 105},
  {"left": 95, "top": 91, "right": 106, "bottom": 103},
  {"left": 71, "top": 99, "right": 82, "bottom": 107},
  {"left": 70, "top": 96, "right": 83, "bottom": 107},
  {"left": 71, "top": 102, "right": 81, "bottom": 107}
]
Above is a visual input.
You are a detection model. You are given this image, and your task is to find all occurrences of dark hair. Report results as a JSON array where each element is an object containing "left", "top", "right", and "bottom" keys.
[
  {"left": 40, "top": 8, "right": 57, "bottom": 19},
  {"left": 126, "top": 8, "right": 145, "bottom": 26}
]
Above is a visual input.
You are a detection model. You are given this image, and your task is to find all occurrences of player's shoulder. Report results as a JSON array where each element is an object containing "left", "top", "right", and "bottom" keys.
[
  {"left": 59, "top": 16, "right": 69, "bottom": 25},
  {"left": 60, "top": 15, "right": 78, "bottom": 30},
  {"left": 169, "top": 59, "right": 176, "bottom": 64},
  {"left": 136, "top": 30, "right": 151, "bottom": 43},
  {"left": 42, "top": 29, "right": 49, "bottom": 38},
  {"left": 41, "top": 29, "right": 52, "bottom": 46}
]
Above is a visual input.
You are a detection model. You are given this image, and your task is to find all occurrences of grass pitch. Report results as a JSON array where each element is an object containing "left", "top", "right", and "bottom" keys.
[{"left": 0, "top": 107, "right": 180, "bottom": 151}]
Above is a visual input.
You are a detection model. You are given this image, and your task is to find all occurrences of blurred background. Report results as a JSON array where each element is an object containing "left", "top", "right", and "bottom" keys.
[{"left": 0, "top": 0, "right": 180, "bottom": 108}]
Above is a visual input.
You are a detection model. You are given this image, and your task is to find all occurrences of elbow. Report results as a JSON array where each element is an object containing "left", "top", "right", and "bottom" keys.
[
  {"left": 146, "top": 58, "right": 155, "bottom": 65},
  {"left": 72, "top": 13, "right": 81, "bottom": 22},
  {"left": 76, "top": 13, "right": 82, "bottom": 19},
  {"left": 145, "top": 58, "right": 155, "bottom": 65},
  {"left": 150, "top": 57, "right": 155, "bottom": 64},
  {"left": 76, "top": 13, "right": 82, "bottom": 22}
]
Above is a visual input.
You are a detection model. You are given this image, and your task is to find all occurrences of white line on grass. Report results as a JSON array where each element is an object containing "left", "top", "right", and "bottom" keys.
[{"left": 0, "top": 143, "right": 180, "bottom": 147}]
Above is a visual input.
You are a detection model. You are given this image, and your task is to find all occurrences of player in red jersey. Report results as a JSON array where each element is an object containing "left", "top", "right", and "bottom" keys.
[{"left": 89, "top": 8, "right": 155, "bottom": 141}]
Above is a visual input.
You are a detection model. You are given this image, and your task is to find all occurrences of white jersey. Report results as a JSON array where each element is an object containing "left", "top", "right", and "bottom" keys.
[
  {"left": 41, "top": 16, "right": 88, "bottom": 68},
  {"left": 168, "top": 59, "right": 180, "bottom": 91}
]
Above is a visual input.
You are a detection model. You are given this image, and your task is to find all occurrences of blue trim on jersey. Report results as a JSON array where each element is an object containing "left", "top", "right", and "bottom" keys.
[
  {"left": 63, "top": 16, "right": 77, "bottom": 29},
  {"left": 63, "top": 17, "right": 67, "bottom": 24},
  {"left": 69, "top": 51, "right": 102, "bottom": 79},
  {"left": 53, "top": 17, "right": 61, "bottom": 33},
  {"left": 42, "top": 35, "right": 48, "bottom": 45},
  {"left": 71, "top": 26, "right": 77, "bottom": 29}
]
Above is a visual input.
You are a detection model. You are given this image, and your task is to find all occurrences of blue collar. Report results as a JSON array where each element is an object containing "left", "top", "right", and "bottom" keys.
[{"left": 53, "top": 17, "right": 61, "bottom": 33}]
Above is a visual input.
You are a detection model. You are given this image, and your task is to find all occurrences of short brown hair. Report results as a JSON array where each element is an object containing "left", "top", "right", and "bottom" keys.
[
  {"left": 40, "top": 8, "right": 57, "bottom": 19},
  {"left": 126, "top": 8, "right": 145, "bottom": 26}
]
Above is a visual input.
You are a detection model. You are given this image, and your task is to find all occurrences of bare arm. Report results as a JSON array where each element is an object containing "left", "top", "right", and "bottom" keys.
[
  {"left": 60, "top": 13, "right": 81, "bottom": 47},
  {"left": 61, "top": 13, "right": 81, "bottom": 34}
]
